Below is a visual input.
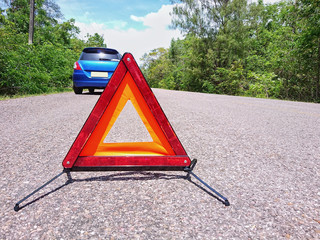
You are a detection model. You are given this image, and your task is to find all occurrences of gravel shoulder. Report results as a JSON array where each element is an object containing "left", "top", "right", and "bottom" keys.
[{"left": 1, "top": 90, "right": 319, "bottom": 239}]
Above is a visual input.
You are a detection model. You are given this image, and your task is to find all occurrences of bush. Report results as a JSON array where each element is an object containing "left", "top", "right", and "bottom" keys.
[{"left": 0, "top": 40, "right": 76, "bottom": 95}]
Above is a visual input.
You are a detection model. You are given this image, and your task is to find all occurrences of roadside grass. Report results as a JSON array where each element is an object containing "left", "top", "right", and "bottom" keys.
[{"left": 0, "top": 88, "right": 73, "bottom": 101}]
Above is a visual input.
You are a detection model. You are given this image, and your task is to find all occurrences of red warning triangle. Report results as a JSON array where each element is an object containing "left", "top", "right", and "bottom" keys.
[{"left": 62, "top": 53, "right": 191, "bottom": 170}]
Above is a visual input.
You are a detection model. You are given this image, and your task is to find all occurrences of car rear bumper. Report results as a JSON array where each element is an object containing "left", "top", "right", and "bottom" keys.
[{"left": 73, "top": 70, "right": 111, "bottom": 88}]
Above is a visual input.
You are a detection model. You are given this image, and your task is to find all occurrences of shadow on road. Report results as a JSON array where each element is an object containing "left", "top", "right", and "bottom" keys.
[
  {"left": 15, "top": 171, "right": 227, "bottom": 211},
  {"left": 81, "top": 90, "right": 103, "bottom": 96}
]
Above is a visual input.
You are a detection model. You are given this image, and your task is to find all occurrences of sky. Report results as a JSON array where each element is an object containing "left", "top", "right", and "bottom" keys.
[{"left": 55, "top": 0, "right": 183, "bottom": 63}]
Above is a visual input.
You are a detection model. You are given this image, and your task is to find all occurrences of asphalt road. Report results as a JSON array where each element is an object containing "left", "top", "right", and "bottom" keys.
[{"left": 1, "top": 89, "right": 319, "bottom": 239}]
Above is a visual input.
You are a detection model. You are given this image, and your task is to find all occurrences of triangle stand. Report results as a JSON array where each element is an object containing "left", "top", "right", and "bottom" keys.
[
  {"left": 14, "top": 159, "right": 229, "bottom": 211},
  {"left": 14, "top": 53, "right": 229, "bottom": 211}
]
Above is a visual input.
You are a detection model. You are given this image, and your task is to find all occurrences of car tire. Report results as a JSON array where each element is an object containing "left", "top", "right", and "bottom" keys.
[
  {"left": 89, "top": 88, "right": 95, "bottom": 94},
  {"left": 73, "top": 85, "right": 83, "bottom": 94}
]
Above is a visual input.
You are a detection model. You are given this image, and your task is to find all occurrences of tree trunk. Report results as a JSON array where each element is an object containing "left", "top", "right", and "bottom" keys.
[
  {"left": 28, "top": 0, "right": 34, "bottom": 45},
  {"left": 317, "top": 38, "right": 320, "bottom": 100}
]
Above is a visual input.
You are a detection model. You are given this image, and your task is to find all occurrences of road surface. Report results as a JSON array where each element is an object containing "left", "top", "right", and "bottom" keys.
[{"left": 1, "top": 89, "right": 319, "bottom": 239}]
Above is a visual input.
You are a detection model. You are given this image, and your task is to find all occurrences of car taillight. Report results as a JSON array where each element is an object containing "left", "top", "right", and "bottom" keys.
[{"left": 73, "top": 61, "right": 82, "bottom": 70}]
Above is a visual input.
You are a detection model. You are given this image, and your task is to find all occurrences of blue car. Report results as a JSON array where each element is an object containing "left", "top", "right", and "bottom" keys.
[{"left": 73, "top": 47, "right": 122, "bottom": 94}]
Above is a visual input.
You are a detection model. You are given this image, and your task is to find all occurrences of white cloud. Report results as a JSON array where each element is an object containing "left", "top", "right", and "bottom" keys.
[
  {"left": 142, "top": 5, "right": 173, "bottom": 28},
  {"left": 75, "top": 4, "right": 182, "bottom": 65},
  {"left": 130, "top": 15, "right": 144, "bottom": 22}
]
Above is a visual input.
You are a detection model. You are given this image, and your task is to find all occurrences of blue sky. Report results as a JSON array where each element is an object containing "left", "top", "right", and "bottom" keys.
[
  {"left": 55, "top": 0, "right": 181, "bottom": 63},
  {"left": 57, "top": 0, "right": 172, "bottom": 30}
]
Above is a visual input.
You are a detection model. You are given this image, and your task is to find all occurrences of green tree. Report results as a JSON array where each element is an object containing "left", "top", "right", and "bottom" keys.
[
  {"left": 165, "top": 0, "right": 320, "bottom": 101},
  {"left": 295, "top": 0, "right": 320, "bottom": 101},
  {"left": 0, "top": 0, "right": 81, "bottom": 95},
  {"left": 140, "top": 48, "right": 173, "bottom": 88},
  {"left": 85, "top": 33, "right": 107, "bottom": 47}
]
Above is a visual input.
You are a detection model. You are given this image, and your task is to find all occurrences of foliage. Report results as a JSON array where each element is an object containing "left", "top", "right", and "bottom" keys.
[
  {"left": 84, "top": 33, "right": 107, "bottom": 48},
  {"left": 141, "top": 0, "right": 320, "bottom": 102},
  {"left": 0, "top": 0, "right": 107, "bottom": 96}
]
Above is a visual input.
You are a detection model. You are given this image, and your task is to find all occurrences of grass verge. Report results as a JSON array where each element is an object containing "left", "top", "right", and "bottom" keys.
[{"left": 0, "top": 88, "right": 73, "bottom": 101}]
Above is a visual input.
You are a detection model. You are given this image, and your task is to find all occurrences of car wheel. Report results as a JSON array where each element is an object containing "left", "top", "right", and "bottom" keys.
[
  {"left": 89, "top": 88, "right": 95, "bottom": 94},
  {"left": 73, "top": 85, "right": 83, "bottom": 94}
]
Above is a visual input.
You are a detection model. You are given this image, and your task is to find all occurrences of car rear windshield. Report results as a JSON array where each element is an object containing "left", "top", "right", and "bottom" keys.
[{"left": 80, "top": 48, "right": 121, "bottom": 61}]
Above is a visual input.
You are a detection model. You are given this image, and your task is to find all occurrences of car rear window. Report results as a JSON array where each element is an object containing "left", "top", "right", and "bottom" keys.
[{"left": 80, "top": 48, "right": 121, "bottom": 61}]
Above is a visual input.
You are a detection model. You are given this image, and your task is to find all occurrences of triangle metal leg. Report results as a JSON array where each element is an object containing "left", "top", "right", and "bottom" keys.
[
  {"left": 14, "top": 170, "right": 66, "bottom": 212},
  {"left": 184, "top": 159, "right": 230, "bottom": 206}
]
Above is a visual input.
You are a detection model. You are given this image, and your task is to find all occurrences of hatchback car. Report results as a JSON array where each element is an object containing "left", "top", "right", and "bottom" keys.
[{"left": 72, "top": 47, "right": 122, "bottom": 94}]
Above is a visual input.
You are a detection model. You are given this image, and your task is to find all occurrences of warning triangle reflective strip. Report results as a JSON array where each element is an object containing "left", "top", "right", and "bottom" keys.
[{"left": 62, "top": 53, "right": 190, "bottom": 169}]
